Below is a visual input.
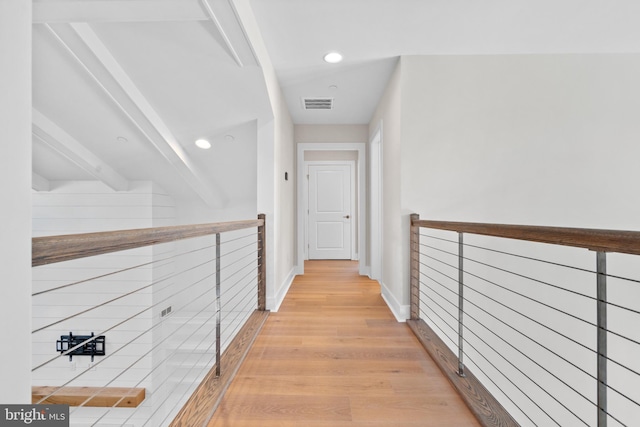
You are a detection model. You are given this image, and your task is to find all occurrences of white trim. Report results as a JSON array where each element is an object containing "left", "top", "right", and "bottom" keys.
[
  {"left": 380, "top": 281, "right": 409, "bottom": 322},
  {"left": 32, "top": 109, "right": 129, "bottom": 191},
  {"left": 296, "top": 142, "right": 367, "bottom": 275},
  {"left": 267, "top": 267, "right": 296, "bottom": 312},
  {"left": 304, "top": 160, "right": 357, "bottom": 261}
]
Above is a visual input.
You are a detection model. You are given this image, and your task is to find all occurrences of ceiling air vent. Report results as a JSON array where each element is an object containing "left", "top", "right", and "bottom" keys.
[{"left": 302, "top": 98, "right": 333, "bottom": 110}]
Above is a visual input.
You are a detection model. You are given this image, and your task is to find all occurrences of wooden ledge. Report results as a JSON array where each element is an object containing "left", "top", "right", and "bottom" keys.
[
  {"left": 407, "top": 319, "right": 519, "bottom": 427},
  {"left": 32, "top": 386, "right": 145, "bottom": 408}
]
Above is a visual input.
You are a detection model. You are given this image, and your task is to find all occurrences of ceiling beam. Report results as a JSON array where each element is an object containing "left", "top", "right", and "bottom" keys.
[
  {"left": 33, "top": 0, "right": 209, "bottom": 24},
  {"left": 200, "top": 0, "right": 259, "bottom": 67},
  {"left": 44, "top": 23, "right": 227, "bottom": 207},
  {"left": 32, "top": 172, "right": 50, "bottom": 192},
  {"left": 33, "top": 0, "right": 258, "bottom": 68},
  {"left": 32, "top": 109, "right": 129, "bottom": 191}
]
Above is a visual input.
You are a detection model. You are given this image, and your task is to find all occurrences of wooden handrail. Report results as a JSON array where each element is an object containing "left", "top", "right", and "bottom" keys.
[
  {"left": 413, "top": 219, "right": 640, "bottom": 256},
  {"left": 32, "top": 219, "right": 264, "bottom": 267}
]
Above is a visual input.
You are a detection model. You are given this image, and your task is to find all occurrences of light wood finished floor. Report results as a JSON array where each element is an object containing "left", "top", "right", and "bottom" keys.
[{"left": 208, "top": 260, "right": 481, "bottom": 427}]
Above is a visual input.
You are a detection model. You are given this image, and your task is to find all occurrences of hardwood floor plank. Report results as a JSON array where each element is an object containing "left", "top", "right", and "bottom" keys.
[
  {"left": 213, "top": 395, "right": 352, "bottom": 421},
  {"left": 237, "top": 359, "right": 432, "bottom": 377},
  {"left": 350, "top": 395, "right": 481, "bottom": 426},
  {"left": 207, "top": 260, "right": 482, "bottom": 427},
  {"left": 225, "top": 375, "right": 394, "bottom": 397}
]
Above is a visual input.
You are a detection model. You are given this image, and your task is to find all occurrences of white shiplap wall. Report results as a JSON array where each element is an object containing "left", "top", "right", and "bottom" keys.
[{"left": 32, "top": 181, "right": 176, "bottom": 426}]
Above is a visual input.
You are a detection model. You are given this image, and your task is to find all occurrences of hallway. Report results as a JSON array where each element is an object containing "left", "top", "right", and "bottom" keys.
[{"left": 208, "top": 260, "right": 481, "bottom": 426}]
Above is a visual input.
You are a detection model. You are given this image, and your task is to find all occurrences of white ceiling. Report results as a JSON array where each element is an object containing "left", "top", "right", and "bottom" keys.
[
  {"left": 31, "top": 0, "right": 640, "bottom": 205},
  {"left": 249, "top": 0, "right": 640, "bottom": 124}
]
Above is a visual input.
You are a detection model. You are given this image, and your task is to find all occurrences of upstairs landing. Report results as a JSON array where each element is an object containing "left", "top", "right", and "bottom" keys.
[{"left": 207, "top": 260, "right": 481, "bottom": 426}]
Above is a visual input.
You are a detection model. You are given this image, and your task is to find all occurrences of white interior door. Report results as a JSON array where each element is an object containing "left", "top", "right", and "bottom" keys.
[{"left": 308, "top": 164, "right": 352, "bottom": 259}]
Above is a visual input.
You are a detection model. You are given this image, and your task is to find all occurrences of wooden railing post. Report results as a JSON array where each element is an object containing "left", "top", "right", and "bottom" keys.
[
  {"left": 257, "top": 214, "right": 266, "bottom": 311},
  {"left": 410, "top": 213, "right": 420, "bottom": 320}
]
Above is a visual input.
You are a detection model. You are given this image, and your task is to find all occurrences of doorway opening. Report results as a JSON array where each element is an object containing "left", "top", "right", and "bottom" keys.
[{"left": 297, "top": 143, "right": 366, "bottom": 275}]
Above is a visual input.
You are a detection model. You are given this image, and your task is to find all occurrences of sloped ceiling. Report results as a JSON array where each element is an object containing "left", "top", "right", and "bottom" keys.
[
  {"left": 32, "top": 0, "right": 640, "bottom": 202},
  {"left": 32, "top": 0, "right": 272, "bottom": 206}
]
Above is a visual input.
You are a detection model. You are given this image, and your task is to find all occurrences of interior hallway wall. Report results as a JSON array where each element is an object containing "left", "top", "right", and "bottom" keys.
[
  {"left": 400, "top": 54, "right": 640, "bottom": 230},
  {"left": 371, "top": 53, "right": 640, "bottom": 426},
  {"left": 233, "top": 0, "right": 296, "bottom": 310},
  {"left": 372, "top": 54, "right": 640, "bottom": 320},
  {"left": 368, "top": 62, "right": 405, "bottom": 319},
  {"left": 294, "top": 124, "right": 369, "bottom": 144}
]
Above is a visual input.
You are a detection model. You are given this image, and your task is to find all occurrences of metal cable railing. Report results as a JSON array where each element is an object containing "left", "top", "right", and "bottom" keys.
[
  {"left": 409, "top": 214, "right": 640, "bottom": 427},
  {"left": 31, "top": 216, "right": 267, "bottom": 427}
]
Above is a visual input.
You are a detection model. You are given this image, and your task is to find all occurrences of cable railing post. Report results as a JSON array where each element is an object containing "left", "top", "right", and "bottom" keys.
[
  {"left": 458, "top": 232, "right": 465, "bottom": 377},
  {"left": 410, "top": 213, "right": 420, "bottom": 320},
  {"left": 596, "top": 251, "right": 607, "bottom": 427},
  {"left": 215, "top": 232, "right": 221, "bottom": 377},
  {"left": 258, "top": 213, "right": 266, "bottom": 311}
]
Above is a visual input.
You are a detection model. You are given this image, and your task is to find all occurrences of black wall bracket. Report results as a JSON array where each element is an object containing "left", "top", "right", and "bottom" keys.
[{"left": 56, "top": 332, "right": 106, "bottom": 362}]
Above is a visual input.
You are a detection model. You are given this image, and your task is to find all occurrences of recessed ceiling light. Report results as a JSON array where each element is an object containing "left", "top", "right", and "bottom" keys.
[
  {"left": 116, "top": 136, "right": 128, "bottom": 143},
  {"left": 195, "top": 139, "right": 211, "bottom": 149},
  {"left": 323, "top": 52, "right": 343, "bottom": 64},
  {"left": 328, "top": 85, "right": 338, "bottom": 90},
  {"left": 225, "top": 135, "right": 235, "bottom": 142}
]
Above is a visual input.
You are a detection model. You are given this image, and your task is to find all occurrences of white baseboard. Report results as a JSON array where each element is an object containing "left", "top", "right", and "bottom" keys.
[
  {"left": 380, "top": 282, "right": 409, "bottom": 322},
  {"left": 267, "top": 267, "right": 296, "bottom": 312}
]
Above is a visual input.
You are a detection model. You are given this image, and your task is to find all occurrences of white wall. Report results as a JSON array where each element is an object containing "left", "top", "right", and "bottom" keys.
[
  {"left": 295, "top": 124, "right": 368, "bottom": 144},
  {"left": 0, "top": 0, "right": 32, "bottom": 404},
  {"left": 260, "top": 62, "right": 295, "bottom": 311},
  {"left": 368, "top": 61, "right": 405, "bottom": 320},
  {"left": 400, "top": 54, "right": 640, "bottom": 229},
  {"left": 274, "top": 105, "right": 296, "bottom": 309},
  {"left": 304, "top": 150, "right": 358, "bottom": 162},
  {"left": 372, "top": 53, "right": 640, "bottom": 320},
  {"left": 233, "top": 0, "right": 296, "bottom": 311},
  {"left": 373, "top": 53, "right": 640, "bottom": 426}
]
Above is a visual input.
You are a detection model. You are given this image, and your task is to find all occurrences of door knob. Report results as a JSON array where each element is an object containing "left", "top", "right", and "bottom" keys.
[{"left": 344, "top": 215, "right": 350, "bottom": 219}]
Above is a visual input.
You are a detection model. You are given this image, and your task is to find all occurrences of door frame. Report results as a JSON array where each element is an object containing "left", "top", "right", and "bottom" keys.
[
  {"left": 297, "top": 142, "right": 366, "bottom": 276},
  {"left": 306, "top": 161, "right": 356, "bottom": 261}
]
